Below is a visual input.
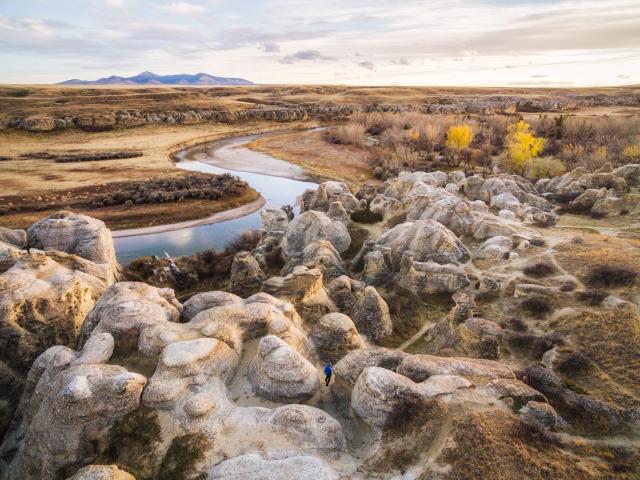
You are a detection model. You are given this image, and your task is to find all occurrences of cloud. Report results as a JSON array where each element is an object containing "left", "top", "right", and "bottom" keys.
[
  {"left": 358, "top": 61, "right": 375, "bottom": 70},
  {"left": 530, "top": 74, "right": 549, "bottom": 78},
  {"left": 279, "top": 50, "right": 336, "bottom": 64},
  {"left": 260, "top": 42, "right": 280, "bottom": 53},
  {"left": 391, "top": 58, "right": 410, "bottom": 66},
  {"left": 160, "top": 2, "right": 207, "bottom": 14},
  {"left": 617, "top": 74, "right": 630, "bottom": 79},
  {"left": 105, "top": 0, "right": 135, "bottom": 8}
]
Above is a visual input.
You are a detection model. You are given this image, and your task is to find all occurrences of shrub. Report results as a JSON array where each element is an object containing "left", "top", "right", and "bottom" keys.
[
  {"left": 523, "top": 260, "right": 556, "bottom": 277},
  {"left": 576, "top": 289, "right": 608, "bottom": 305},
  {"left": 520, "top": 296, "right": 553, "bottom": 317},
  {"left": 158, "top": 434, "right": 210, "bottom": 480},
  {"left": 525, "top": 156, "right": 565, "bottom": 180},
  {"left": 326, "top": 124, "right": 366, "bottom": 147},
  {"left": 557, "top": 351, "right": 591, "bottom": 374},
  {"left": 351, "top": 208, "right": 383, "bottom": 223},
  {"left": 585, "top": 264, "right": 638, "bottom": 288},
  {"left": 529, "top": 237, "right": 546, "bottom": 247}
]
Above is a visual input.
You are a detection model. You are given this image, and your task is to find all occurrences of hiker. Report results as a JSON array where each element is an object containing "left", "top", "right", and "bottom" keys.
[{"left": 324, "top": 363, "right": 333, "bottom": 386}]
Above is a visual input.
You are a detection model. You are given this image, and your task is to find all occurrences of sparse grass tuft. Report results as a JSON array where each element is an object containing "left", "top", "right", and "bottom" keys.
[
  {"left": 576, "top": 289, "right": 608, "bottom": 305},
  {"left": 585, "top": 264, "right": 638, "bottom": 288},
  {"left": 520, "top": 296, "right": 553, "bottom": 317},
  {"left": 557, "top": 351, "right": 591, "bottom": 374},
  {"left": 523, "top": 260, "right": 556, "bottom": 277},
  {"left": 158, "top": 434, "right": 210, "bottom": 480}
]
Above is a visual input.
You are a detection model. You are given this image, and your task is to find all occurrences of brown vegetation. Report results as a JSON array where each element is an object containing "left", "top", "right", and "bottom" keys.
[{"left": 436, "top": 410, "right": 639, "bottom": 480}]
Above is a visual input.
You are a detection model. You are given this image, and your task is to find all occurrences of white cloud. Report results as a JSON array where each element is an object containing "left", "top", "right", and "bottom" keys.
[
  {"left": 160, "top": 2, "right": 207, "bottom": 14},
  {"left": 105, "top": 0, "right": 135, "bottom": 8}
]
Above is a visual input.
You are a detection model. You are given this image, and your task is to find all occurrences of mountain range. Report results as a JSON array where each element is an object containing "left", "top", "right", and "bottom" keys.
[{"left": 58, "top": 71, "right": 253, "bottom": 86}]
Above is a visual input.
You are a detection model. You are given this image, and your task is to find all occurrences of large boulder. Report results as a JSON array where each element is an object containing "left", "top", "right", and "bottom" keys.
[
  {"left": 359, "top": 220, "right": 469, "bottom": 270},
  {"left": 281, "top": 239, "right": 346, "bottom": 281},
  {"left": 334, "top": 347, "right": 409, "bottom": 386},
  {"left": 283, "top": 211, "right": 351, "bottom": 258},
  {"left": 397, "top": 354, "right": 515, "bottom": 382},
  {"left": 310, "top": 312, "right": 364, "bottom": 363},
  {"left": 182, "top": 291, "right": 243, "bottom": 320},
  {"left": 0, "top": 251, "right": 115, "bottom": 437},
  {"left": 0, "top": 227, "right": 27, "bottom": 248},
  {"left": 351, "top": 367, "right": 431, "bottom": 429},
  {"left": 474, "top": 236, "right": 513, "bottom": 260},
  {"left": 27, "top": 211, "right": 118, "bottom": 281},
  {"left": 228, "top": 251, "right": 267, "bottom": 297},
  {"left": 247, "top": 335, "right": 320, "bottom": 402},
  {"left": 399, "top": 253, "right": 470, "bottom": 295},
  {"left": 350, "top": 286, "right": 392, "bottom": 342},
  {"left": 407, "top": 196, "right": 475, "bottom": 236},
  {"left": 2, "top": 363, "right": 146, "bottom": 480}
]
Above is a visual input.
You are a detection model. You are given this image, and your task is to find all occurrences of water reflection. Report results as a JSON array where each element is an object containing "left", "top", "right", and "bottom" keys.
[{"left": 113, "top": 134, "right": 317, "bottom": 265}]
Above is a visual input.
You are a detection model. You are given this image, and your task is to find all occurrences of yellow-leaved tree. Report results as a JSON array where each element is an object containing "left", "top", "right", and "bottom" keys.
[
  {"left": 446, "top": 124, "right": 473, "bottom": 150},
  {"left": 504, "top": 120, "right": 545, "bottom": 174}
]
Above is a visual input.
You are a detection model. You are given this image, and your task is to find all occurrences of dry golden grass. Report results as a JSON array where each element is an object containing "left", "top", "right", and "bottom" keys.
[
  {"left": 553, "top": 233, "right": 640, "bottom": 297},
  {"left": 546, "top": 304, "right": 640, "bottom": 409},
  {"left": 437, "top": 411, "right": 639, "bottom": 480},
  {"left": 247, "top": 129, "right": 375, "bottom": 185},
  {"left": 0, "top": 121, "right": 308, "bottom": 195},
  {"left": 2, "top": 84, "right": 639, "bottom": 121}
]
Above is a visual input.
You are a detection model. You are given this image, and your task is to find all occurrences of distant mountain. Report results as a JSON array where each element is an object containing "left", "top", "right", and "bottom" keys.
[{"left": 58, "top": 71, "right": 253, "bottom": 86}]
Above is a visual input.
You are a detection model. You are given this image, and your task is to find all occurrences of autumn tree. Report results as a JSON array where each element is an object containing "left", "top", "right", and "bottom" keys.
[
  {"left": 446, "top": 124, "right": 473, "bottom": 150},
  {"left": 504, "top": 120, "right": 545, "bottom": 174}
]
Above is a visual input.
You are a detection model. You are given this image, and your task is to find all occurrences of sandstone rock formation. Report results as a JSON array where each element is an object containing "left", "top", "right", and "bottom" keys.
[
  {"left": 283, "top": 210, "right": 351, "bottom": 258},
  {"left": 228, "top": 251, "right": 267, "bottom": 297},
  {"left": 248, "top": 335, "right": 320, "bottom": 402},
  {"left": 310, "top": 312, "right": 364, "bottom": 363},
  {"left": 350, "top": 286, "right": 392, "bottom": 342}
]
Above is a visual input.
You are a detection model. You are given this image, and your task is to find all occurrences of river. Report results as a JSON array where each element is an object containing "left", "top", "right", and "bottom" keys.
[{"left": 112, "top": 131, "right": 318, "bottom": 264}]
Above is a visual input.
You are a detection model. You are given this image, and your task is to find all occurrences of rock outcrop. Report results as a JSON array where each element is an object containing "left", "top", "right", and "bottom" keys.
[
  {"left": 248, "top": 335, "right": 320, "bottom": 402},
  {"left": 350, "top": 286, "right": 392, "bottom": 342},
  {"left": 310, "top": 312, "right": 364, "bottom": 363},
  {"left": 283, "top": 211, "right": 351, "bottom": 259}
]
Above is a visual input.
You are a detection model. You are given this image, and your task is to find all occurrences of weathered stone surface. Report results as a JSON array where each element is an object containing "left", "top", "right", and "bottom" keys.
[
  {"left": 397, "top": 354, "right": 515, "bottom": 381},
  {"left": 490, "top": 192, "right": 521, "bottom": 212},
  {"left": 283, "top": 210, "right": 351, "bottom": 258},
  {"left": 228, "top": 251, "right": 267, "bottom": 297},
  {"left": 351, "top": 286, "right": 392, "bottom": 342},
  {"left": 351, "top": 367, "right": 429, "bottom": 429},
  {"left": 182, "top": 291, "right": 243, "bottom": 320},
  {"left": 407, "top": 195, "right": 474, "bottom": 236},
  {"left": 248, "top": 335, "right": 320, "bottom": 402},
  {"left": 302, "top": 181, "right": 360, "bottom": 214},
  {"left": 473, "top": 219, "right": 516, "bottom": 240},
  {"left": 520, "top": 400, "right": 565, "bottom": 430},
  {"left": 487, "top": 378, "right": 547, "bottom": 406},
  {"left": 260, "top": 207, "right": 289, "bottom": 233},
  {"left": 282, "top": 239, "right": 346, "bottom": 281},
  {"left": 27, "top": 211, "right": 118, "bottom": 281},
  {"left": 66, "top": 465, "right": 136, "bottom": 480},
  {"left": 326, "top": 275, "right": 360, "bottom": 313},
  {"left": 0, "top": 250, "right": 115, "bottom": 436},
  {"left": 474, "top": 236, "right": 513, "bottom": 260},
  {"left": 334, "top": 347, "right": 409, "bottom": 386},
  {"left": 360, "top": 220, "right": 469, "bottom": 270},
  {"left": 207, "top": 453, "right": 340, "bottom": 480},
  {"left": 261, "top": 266, "right": 335, "bottom": 323},
  {"left": 399, "top": 254, "right": 470, "bottom": 295},
  {"left": 310, "top": 312, "right": 364, "bottom": 363},
  {"left": 2, "top": 363, "right": 145, "bottom": 480},
  {"left": 418, "top": 375, "right": 471, "bottom": 396},
  {"left": 0, "top": 227, "right": 27, "bottom": 248}
]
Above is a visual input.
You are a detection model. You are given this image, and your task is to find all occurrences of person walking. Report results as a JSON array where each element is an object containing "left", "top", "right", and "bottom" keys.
[{"left": 324, "top": 363, "right": 333, "bottom": 386}]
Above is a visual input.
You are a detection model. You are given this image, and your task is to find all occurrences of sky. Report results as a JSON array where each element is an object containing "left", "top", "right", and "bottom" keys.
[{"left": 1, "top": 0, "right": 639, "bottom": 86}]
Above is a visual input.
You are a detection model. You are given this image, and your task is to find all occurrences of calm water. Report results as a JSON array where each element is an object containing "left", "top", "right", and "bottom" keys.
[{"left": 113, "top": 133, "right": 317, "bottom": 264}]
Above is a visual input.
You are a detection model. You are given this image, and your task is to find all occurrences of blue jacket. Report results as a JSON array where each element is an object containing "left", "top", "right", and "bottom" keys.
[{"left": 324, "top": 364, "right": 333, "bottom": 376}]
